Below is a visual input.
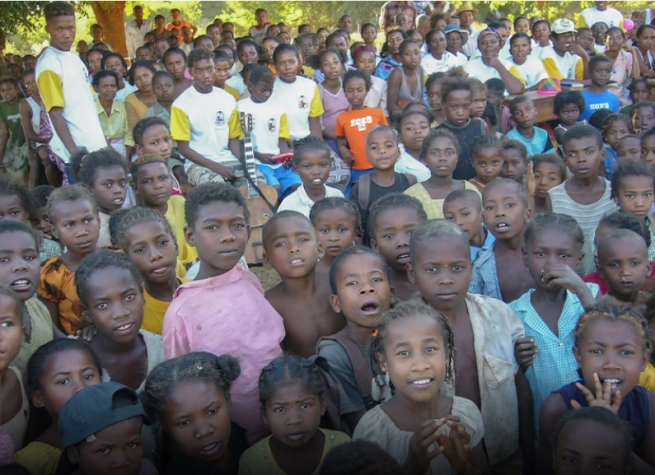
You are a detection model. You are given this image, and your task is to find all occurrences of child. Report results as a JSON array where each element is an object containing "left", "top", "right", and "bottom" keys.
[
  {"left": 436, "top": 77, "right": 486, "bottom": 180},
  {"left": 501, "top": 139, "right": 528, "bottom": 184},
  {"left": 617, "top": 134, "right": 643, "bottom": 162},
  {"left": 130, "top": 154, "right": 197, "bottom": 267},
  {"left": 553, "top": 90, "right": 586, "bottom": 148},
  {"left": 36, "top": 2, "right": 107, "bottom": 179},
  {"left": 578, "top": 55, "right": 620, "bottom": 122},
  {"left": 58, "top": 382, "right": 156, "bottom": 475},
  {"left": 387, "top": 39, "right": 424, "bottom": 118},
  {"left": 468, "top": 134, "right": 504, "bottom": 191},
  {"left": 237, "top": 65, "right": 299, "bottom": 198},
  {"left": 318, "top": 246, "right": 394, "bottom": 433},
  {"left": 530, "top": 153, "right": 566, "bottom": 215},
  {"left": 547, "top": 125, "right": 619, "bottom": 275},
  {"left": 143, "top": 352, "right": 246, "bottom": 473},
  {"left": 240, "top": 355, "right": 351, "bottom": 473},
  {"left": 443, "top": 189, "right": 495, "bottom": 261},
  {"left": 92, "top": 70, "right": 134, "bottom": 161},
  {"left": 508, "top": 213, "right": 598, "bottom": 429},
  {"left": 336, "top": 70, "right": 389, "bottom": 190},
  {"left": 468, "top": 78, "right": 487, "bottom": 121},
  {"left": 354, "top": 300, "right": 488, "bottom": 474},
  {"left": 262, "top": 211, "right": 345, "bottom": 358},
  {"left": 29, "top": 185, "right": 60, "bottom": 249},
  {"left": 278, "top": 136, "right": 345, "bottom": 218},
  {"left": 162, "top": 183, "right": 285, "bottom": 443},
  {"left": 538, "top": 304, "right": 655, "bottom": 474},
  {"left": 506, "top": 95, "right": 557, "bottom": 157},
  {"left": 318, "top": 48, "right": 349, "bottom": 151},
  {"left": 601, "top": 113, "right": 633, "bottom": 179},
  {"left": 426, "top": 72, "right": 447, "bottom": 125},
  {"left": 407, "top": 220, "right": 533, "bottom": 471},
  {"left": 632, "top": 100, "right": 655, "bottom": 135},
  {"left": 319, "top": 440, "right": 402, "bottom": 475},
  {"left": 368, "top": 193, "right": 427, "bottom": 301},
  {"left": 13, "top": 339, "right": 102, "bottom": 473},
  {"left": 353, "top": 46, "right": 388, "bottom": 117},
  {"left": 70, "top": 148, "right": 128, "bottom": 248},
  {"left": 550, "top": 407, "right": 633, "bottom": 475},
  {"left": 405, "top": 129, "right": 481, "bottom": 220},
  {"left": 643, "top": 127, "right": 655, "bottom": 165},
  {"left": 38, "top": 185, "right": 100, "bottom": 335},
  {"left": 213, "top": 49, "right": 241, "bottom": 101},
  {"left": 393, "top": 109, "right": 431, "bottom": 183},
  {"left": 75, "top": 250, "right": 163, "bottom": 392},
  {"left": 309, "top": 198, "right": 359, "bottom": 276},
  {"left": 470, "top": 179, "right": 535, "bottom": 302},
  {"left": 0, "top": 78, "right": 28, "bottom": 181},
  {"left": 0, "top": 286, "right": 28, "bottom": 450}
]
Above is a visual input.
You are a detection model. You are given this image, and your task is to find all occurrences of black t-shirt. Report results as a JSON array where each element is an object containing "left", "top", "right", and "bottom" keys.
[{"left": 436, "top": 119, "right": 486, "bottom": 180}]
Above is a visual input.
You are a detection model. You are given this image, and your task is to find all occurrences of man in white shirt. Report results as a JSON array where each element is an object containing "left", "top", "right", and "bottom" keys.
[
  {"left": 125, "top": 5, "right": 152, "bottom": 60},
  {"left": 457, "top": 2, "right": 479, "bottom": 57},
  {"left": 579, "top": 1, "right": 624, "bottom": 29}
]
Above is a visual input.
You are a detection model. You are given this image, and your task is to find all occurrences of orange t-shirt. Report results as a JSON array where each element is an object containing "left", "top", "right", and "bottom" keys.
[{"left": 335, "top": 107, "right": 388, "bottom": 170}]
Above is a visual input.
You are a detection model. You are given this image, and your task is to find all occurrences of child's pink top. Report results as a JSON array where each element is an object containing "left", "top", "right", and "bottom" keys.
[{"left": 162, "top": 264, "right": 285, "bottom": 443}]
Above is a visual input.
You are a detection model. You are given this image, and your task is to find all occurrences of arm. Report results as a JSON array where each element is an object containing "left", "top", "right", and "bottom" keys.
[
  {"left": 536, "top": 394, "right": 568, "bottom": 475},
  {"left": 19, "top": 100, "right": 42, "bottom": 143},
  {"left": 228, "top": 137, "right": 241, "bottom": 162},
  {"left": 516, "top": 371, "right": 535, "bottom": 474},
  {"left": 387, "top": 68, "right": 403, "bottom": 116},
  {"left": 0, "top": 121, "right": 8, "bottom": 169},
  {"left": 49, "top": 108, "right": 79, "bottom": 156},
  {"left": 177, "top": 141, "right": 235, "bottom": 180},
  {"left": 544, "top": 193, "right": 553, "bottom": 212},
  {"left": 488, "top": 57, "right": 525, "bottom": 94},
  {"left": 38, "top": 296, "right": 65, "bottom": 334},
  {"left": 630, "top": 391, "right": 655, "bottom": 473},
  {"left": 309, "top": 116, "right": 322, "bottom": 138},
  {"left": 337, "top": 136, "right": 355, "bottom": 166}
]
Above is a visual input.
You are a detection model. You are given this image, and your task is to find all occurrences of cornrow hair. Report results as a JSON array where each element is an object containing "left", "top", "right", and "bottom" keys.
[
  {"left": 523, "top": 212, "right": 584, "bottom": 249},
  {"left": 367, "top": 193, "right": 427, "bottom": 240},
  {"left": 46, "top": 184, "right": 98, "bottom": 224},
  {"left": 531, "top": 153, "right": 567, "bottom": 183},
  {"left": 575, "top": 302, "right": 652, "bottom": 353},
  {"left": 309, "top": 197, "right": 360, "bottom": 230},
  {"left": 370, "top": 300, "right": 456, "bottom": 384},
  {"left": 598, "top": 211, "right": 651, "bottom": 248},
  {"left": 75, "top": 250, "right": 143, "bottom": 310},
  {"left": 501, "top": 140, "right": 528, "bottom": 163},
  {"left": 258, "top": 354, "right": 325, "bottom": 406},
  {"left": 109, "top": 208, "right": 131, "bottom": 247},
  {"left": 185, "top": 182, "right": 250, "bottom": 229},
  {"left": 409, "top": 219, "right": 469, "bottom": 266},
  {"left": 142, "top": 352, "right": 240, "bottom": 424},
  {"left": 329, "top": 245, "right": 388, "bottom": 294},
  {"left": 610, "top": 159, "right": 655, "bottom": 199},
  {"left": 130, "top": 153, "right": 168, "bottom": 177},
  {"left": 419, "top": 128, "right": 459, "bottom": 162},
  {"left": 601, "top": 113, "right": 633, "bottom": 136},
  {"left": 0, "top": 176, "right": 34, "bottom": 220},
  {"left": 291, "top": 135, "right": 332, "bottom": 167},
  {"left": 69, "top": 147, "right": 127, "bottom": 186},
  {"left": 133, "top": 117, "right": 168, "bottom": 146},
  {"left": 470, "top": 134, "right": 502, "bottom": 161},
  {"left": 116, "top": 206, "right": 175, "bottom": 252}
]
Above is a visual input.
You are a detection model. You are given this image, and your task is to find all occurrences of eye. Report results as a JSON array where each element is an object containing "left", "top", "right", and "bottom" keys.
[
  {"left": 208, "top": 407, "right": 218, "bottom": 415},
  {"left": 96, "top": 302, "right": 108, "bottom": 310},
  {"left": 177, "top": 420, "right": 190, "bottom": 427}
]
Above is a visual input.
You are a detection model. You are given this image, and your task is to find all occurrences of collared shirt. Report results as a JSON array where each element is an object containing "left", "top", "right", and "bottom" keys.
[
  {"left": 394, "top": 146, "right": 430, "bottom": 182},
  {"left": 278, "top": 184, "right": 344, "bottom": 218},
  {"left": 469, "top": 242, "right": 502, "bottom": 300},
  {"left": 508, "top": 283, "right": 599, "bottom": 429},
  {"left": 95, "top": 97, "right": 134, "bottom": 146}
]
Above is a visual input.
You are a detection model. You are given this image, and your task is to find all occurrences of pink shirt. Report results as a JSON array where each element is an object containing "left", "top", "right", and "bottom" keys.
[{"left": 163, "top": 265, "right": 285, "bottom": 443}]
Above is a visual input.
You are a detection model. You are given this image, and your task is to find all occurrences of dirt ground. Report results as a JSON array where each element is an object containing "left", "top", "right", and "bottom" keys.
[{"left": 250, "top": 264, "right": 282, "bottom": 291}]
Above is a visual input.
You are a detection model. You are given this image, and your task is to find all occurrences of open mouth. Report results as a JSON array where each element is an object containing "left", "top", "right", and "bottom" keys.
[
  {"left": 410, "top": 378, "right": 433, "bottom": 387},
  {"left": 601, "top": 378, "right": 621, "bottom": 391},
  {"left": 286, "top": 432, "right": 306, "bottom": 441},
  {"left": 396, "top": 252, "right": 410, "bottom": 263},
  {"left": 311, "top": 178, "right": 323, "bottom": 185},
  {"left": 113, "top": 197, "right": 124, "bottom": 205},
  {"left": 10, "top": 279, "right": 31, "bottom": 292},
  {"left": 495, "top": 222, "right": 510, "bottom": 231},
  {"left": 115, "top": 322, "right": 135, "bottom": 333},
  {"left": 199, "top": 441, "right": 221, "bottom": 457},
  {"left": 290, "top": 257, "right": 305, "bottom": 266},
  {"left": 360, "top": 301, "right": 380, "bottom": 314}
]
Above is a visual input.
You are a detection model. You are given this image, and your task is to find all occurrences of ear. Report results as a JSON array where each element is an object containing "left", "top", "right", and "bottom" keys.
[
  {"left": 329, "top": 293, "right": 342, "bottom": 314},
  {"left": 370, "top": 238, "right": 378, "bottom": 251},
  {"left": 51, "top": 224, "right": 60, "bottom": 241},
  {"left": 389, "top": 285, "right": 396, "bottom": 307},
  {"left": 640, "top": 348, "right": 651, "bottom": 373},
  {"left": 612, "top": 195, "right": 619, "bottom": 206},
  {"left": 522, "top": 245, "right": 529, "bottom": 268},
  {"left": 319, "top": 398, "right": 326, "bottom": 417},
  {"left": 573, "top": 345, "right": 581, "bottom": 367},
  {"left": 524, "top": 205, "right": 532, "bottom": 223},
  {"left": 262, "top": 250, "right": 273, "bottom": 270},
  {"left": 66, "top": 446, "right": 79, "bottom": 466},
  {"left": 261, "top": 406, "right": 269, "bottom": 428},
  {"left": 317, "top": 242, "right": 325, "bottom": 261},
  {"left": 246, "top": 224, "right": 252, "bottom": 241},
  {"left": 576, "top": 250, "right": 585, "bottom": 271},
  {"left": 407, "top": 262, "right": 416, "bottom": 284},
  {"left": 377, "top": 351, "right": 388, "bottom": 374},
  {"left": 184, "top": 226, "right": 195, "bottom": 247},
  {"left": 32, "top": 389, "right": 46, "bottom": 408}
]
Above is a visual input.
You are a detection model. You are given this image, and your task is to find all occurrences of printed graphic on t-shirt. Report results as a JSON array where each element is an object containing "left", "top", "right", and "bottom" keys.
[
  {"left": 299, "top": 95, "right": 309, "bottom": 109},
  {"left": 589, "top": 102, "right": 610, "bottom": 112},
  {"left": 215, "top": 111, "right": 226, "bottom": 127},
  {"left": 267, "top": 118, "right": 277, "bottom": 133},
  {"left": 350, "top": 115, "right": 373, "bottom": 131}
]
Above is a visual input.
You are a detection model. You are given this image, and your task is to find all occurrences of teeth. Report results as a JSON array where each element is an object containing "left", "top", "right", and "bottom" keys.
[
  {"left": 290, "top": 258, "right": 303, "bottom": 264},
  {"left": 12, "top": 280, "right": 28, "bottom": 286},
  {"left": 116, "top": 324, "right": 132, "bottom": 331},
  {"left": 603, "top": 378, "right": 620, "bottom": 383},
  {"left": 411, "top": 378, "right": 431, "bottom": 385}
]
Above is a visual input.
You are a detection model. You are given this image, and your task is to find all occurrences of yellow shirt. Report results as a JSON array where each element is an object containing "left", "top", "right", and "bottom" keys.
[
  {"left": 142, "top": 286, "right": 172, "bottom": 335},
  {"left": 164, "top": 195, "right": 198, "bottom": 266},
  {"left": 639, "top": 362, "right": 655, "bottom": 392},
  {"left": 224, "top": 84, "right": 241, "bottom": 102},
  {"left": 95, "top": 97, "right": 135, "bottom": 146},
  {"left": 404, "top": 181, "right": 481, "bottom": 220}
]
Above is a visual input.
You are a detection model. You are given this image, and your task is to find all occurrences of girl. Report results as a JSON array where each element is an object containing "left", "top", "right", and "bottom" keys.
[
  {"left": 318, "top": 48, "right": 349, "bottom": 156},
  {"left": 538, "top": 304, "right": 655, "bottom": 474},
  {"left": 37, "top": 185, "right": 100, "bottom": 335},
  {"left": 388, "top": 39, "right": 424, "bottom": 119},
  {"left": 361, "top": 23, "right": 378, "bottom": 53},
  {"left": 74, "top": 250, "right": 163, "bottom": 392},
  {"left": 394, "top": 109, "right": 431, "bottom": 183},
  {"left": 133, "top": 116, "right": 186, "bottom": 190},
  {"left": 642, "top": 127, "right": 655, "bottom": 165},
  {"left": 13, "top": 339, "right": 103, "bottom": 474},
  {"left": 375, "top": 29, "right": 407, "bottom": 81},
  {"left": 18, "top": 69, "right": 47, "bottom": 189},
  {"left": 468, "top": 79, "right": 487, "bottom": 120},
  {"left": 70, "top": 148, "right": 129, "bottom": 248},
  {"left": 508, "top": 32, "right": 549, "bottom": 90},
  {"left": 632, "top": 101, "right": 655, "bottom": 135},
  {"left": 354, "top": 301, "right": 487, "bottom": 475},
  {"left": 633, "top": 24, "right": 655, "bottom": 78},
  {"left": 529, "top": 153, "right": 566, "bottom": 215},
  {"left": 404, "top": 129, "right": 480, "bottom": 220},
  {"left": 425, "top": 72, "right": 447, "bottom": 125},
  {"left": 125, "top": 60, "right": 158, "bottom": 130},
  {"left": 0, "top": 286, "right": 28, "bottom": 451},
  {"left": 117, "top": 207, "right": 183, "bottom": 335},
  {"left": 603, "top": 27, "right": 640, "bottom": 107},
  {"left": 239, "top": 355, "right": 351, "bottom": 474},
  {"left": 309, "top": 198, "right": 359, "bottom": 275},
  {"left": 142, "top": 352, "right": 247, "bottom": 475},
  {"left": 353, "top": 46, "right": 388, "bottom": 117},
  {"left": 0, "top": 78, "right": 28, "bottom": 182},
  {"left": 468, "top": 134, "right": 504, "bottom": 191},
  {"left": 601, "top": 113, "right": 633, "bottom": 180},
  {"left": 508, "top": 213, "right": 598, "bottom": 430},
  {"left": 553, "top": 91, "right": 586, "bottom": 149},
  {"left": 620, "top": 77, "right": 650, "bottom": 117}
]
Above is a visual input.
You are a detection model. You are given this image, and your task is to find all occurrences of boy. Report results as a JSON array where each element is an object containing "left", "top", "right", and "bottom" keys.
[
  {"left": 469, "top": 179, "right": 535, "bottom": 302},
  {"left": 278, "top": 136, "right": 344, "bottom": 218},
  {"left": 163, "top": 183, "right": 285, "bottom": 443},
  {"left": 59, "top": 382, "right": 154, "bottom": 475},
  {"left": 206, "top": 23, "right": 222, "bottom": 49},
  {"left": 443, "top": 188, "right": 495, "bottom": 261},
  {"left": 249, "top": 8, "right": 271, "bottom": 45},
  {"left": 213, "top": 50, "right": 241, "bottom": 102},
  {"left": 539, "top": 18, "right": 588, "bottom": 81},
  {"left": 408, "top": 219, "right": 534, "bottom": 472},
  {"left": 506, "top": 96, "right": 557, "bottom": 156},
  {"left": 0, "top": 78, "right": 28, "bottom": 181},
  {"left": 616, "top": 134, "right": 642, "bottom": 162},
  {"left": 170, "top": 48, "right": 243, "bottom": 187},
  {"left": 236, "top": 65, "right": 300, "bottom": 198},
  {"left": 36, "top": 1, "right": 107, "bottom": 180},
  {"left": 263, "top": 211, "right": 345, "bottom": 358},
  {"left": 579, "top": 55, "right": 620, "bottom": 122},
  {"left": 501, "top": 139, "right": 528, "bottom": 184}
]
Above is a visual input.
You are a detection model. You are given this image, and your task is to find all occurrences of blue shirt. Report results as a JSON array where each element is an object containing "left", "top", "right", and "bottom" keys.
[
  {"left": 468, "top": 243, "right": 502, "bottom": 301},
  {"left": 604, "top": 145, "right": 618, "bottom": 180},
  {"left": 374, "top": 56, "right": 402, "bottom": 81},
  {"left": 579, "top": 89, "right": 620, "bottom": 122},
  {"left": 506, "top": 127, "right": 556, "bottom": 157},
  {"left": 471, "top": 228, "right": 496, "bottom": 262}
]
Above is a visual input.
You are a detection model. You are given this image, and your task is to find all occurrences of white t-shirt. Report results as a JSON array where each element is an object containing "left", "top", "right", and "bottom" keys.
[
  {"left": 580, "top": 7, "right": 624, "bottom": 28},
  {"left": 463, "top": 57, "right": 522, "bottom": 85},
  {"left": 170, "top": 86, "right": 242, "bottom": 168},
  {"left": 36, "top": 47, "right": 107, "bottom": 163},
  {"left": 539, "top": 46, "right": 583, "bottom": 81},
  {"left": 421, "top": 51, "right": 460, "bottom": 76},
  {"left": 278, "top": 184, "right": 345, "bottom": 218},
  {"left": 270, "top": 76, "right": 324, "bottom": 141},
  {"left": 237, "top": 97, "right": 290, "bottom": 166},
  {"left": 508, "top": 55, "right": 549, "bottom": 89}
]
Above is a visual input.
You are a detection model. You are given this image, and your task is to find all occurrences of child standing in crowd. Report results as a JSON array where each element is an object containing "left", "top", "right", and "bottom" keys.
[
  {"left": 353, "top": 46, "right": 388, "bottom": 117},
  {"left": 318, "top": 49, "right": 349, "bottom": 152},
  {"left": 468, "top": 134, "right": 504, "bottom": 192},
  {"left": 616, "top": 134, "right": 643, "bottom": 161},
  {"left": 387, "top": 39, "right": 424, "bottom": 118},
  {"left": 601, "top": 113, "right": 633, "bottom": 179},
  {"left": 643, "top": 128, "right": 655, "bottom": 165},
  {"left": 0, "top": 78, "right": 28, "bottom": 182},
  {"left": 531, "top": 153, "right": 567, "bottom": 214},
  {"left": 579, "top": 55, "right": 620, "bottom": 122},
  {"left": 553, "top": 90, "right": 586, "bottom": 149},
  {"left": 632, "top": 101, "right": 655, "bottom": 135},
  {"left": 443, "top": 189, "right": 495, "bottom": 261},
  {"left": 507, "top": 95, "right": 557, "bottom": 156},
  {"left": 501, "top": 140, "right": 528, "bottom": 184},
  {"left": 393, "top": 109, "right": 431, "bottom": 183},
  {"left": 310, "top": 198, "right": 359, "bottom": 276}
]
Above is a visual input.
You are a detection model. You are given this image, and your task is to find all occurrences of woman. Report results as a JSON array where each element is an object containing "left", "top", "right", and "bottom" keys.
[
  {"left": 124, "top": 60, "right": 157, "bottom": 130},
  {"left": 421, "top": 29, "right": 458, "bottom": 76},
  {"left": 463, "top": 29, "right": 525, "bottom": 94},
  {"left": 507, "top": 32, "right": 548, "bottom": 89},
  {"left": 375, "top": 29, "right": 407, "bottom": 80},
  {"left": 101, "top": 52, "right": 137, "bottom": 101},
  {"left": 633, "top": 24, "right": 655, "bottom": 77},
  {"left": 603, "top": 26, "right": 640, "bottom": 106},
  {"left": 443, "top": 24, "right": 469, "bottom": 66}
]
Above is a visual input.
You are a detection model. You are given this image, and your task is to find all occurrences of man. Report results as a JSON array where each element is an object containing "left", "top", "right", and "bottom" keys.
[
  {"left": 379, "top": 1, "right": 417, "bottom": 32},
  {"left": 206, "top": 23, "right": 221, "bottom": 48},
  {"left": 149, "top": 15, "right": 169, "bottom": 40},
  {"left": 125, "top": 5, "right": 152, "bottom": 60},
  {"left": 88, "top": 24, "right": 113, "bottom": 51},
  {"left": 167, "top": 8, "right": 197, "bottom": 40},
  {"left": 578, "top": 1, "right": 624, "bottom": 28},
  {"left": 457, "top": 2, "right": 479, "bottom": 57}
]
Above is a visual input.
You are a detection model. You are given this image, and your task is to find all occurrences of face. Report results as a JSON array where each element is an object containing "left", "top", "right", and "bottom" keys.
[
  {"left": 317, "top": 29, "right": 329, "bottom": 47},
  {"left": 46, "top": 15, "right": 76, "bottom": 51},
  {"left": 154, "top": 41, "right": 169, "bottom": 61},
  {"left": 523, "top": 227, "right": 583, "bottom": 292},
  {"left": 629, "top": 82, "right": 650, "bottom": 104},
  {"left": 0, "top": 82, "right": 18, "bottom": 104},
  {"left": 427, "top": 31, "right": 447, "bottom": 56},
  {"left": 444, "top": 89, "right": 471, "bottom": 126},
  {"left": 137, "top": 124, "right": 172, "bottom": 161},
  {"left": 133, "top": 66, "right": 154, "bottom": 92},
  {"left": 208, "top": 26, "right": 221, "bottom": 46},
  {"left": 510, "top": 37, "right": 531, "bottom": 63},
  {"left": 293, "top": 150, "right": 331, "bottom": 190},
  {"left": 469, "top": 90, "right": 486, "bottom": 118},
  {"left": 30, "top": 206, "right": 54, "bottom": 239},
  {"left": 387, "top": 32, "right": 404, "bottom": 55},
  {"left": 0, "top": 294, "right": 24, "bottom": 372},
  {"left": 33, "top": 349, "right": 101, "bottom": 418},
  {"left": 0, "top": 194, "right": 26, "bottom": 223},
  {"left": 643, "top": 134, "right": 655, "bottom": 165},
  {"left": 401, "top": 43, "right": 421, "bottom": 68},
  {"left": 482, "top": 182, "right": 530, "bottom": 241},
  {"left": 563, "top": 137, "right": 604, "bottom": 179},
  {"left": 124, "top": 220, "right": 178, "bottom": 286},
  {"left": 355, "top": 51, "right": 376, "bottom": 76},
  {"left": 443, "top": 198, "right": 482, "bottom": 242},
  {"left": 515, "top": 18, "right": 530, "bottom": 34},
  {"left": 262, "top": 39, "right": 280, "bottom": 63},
  {"left": 96, "top": 75, "right": 118, "bottom": 102},
  {"left": 599, "top": 237, "right": 651, "bottom": 300},
  {"left": 163, "top": 381, "right": 232, "bottom": 465},
  {"left": 91, "top": 25, "right": 103, "bottom": 42},
  {"left": 51, "top": 199, "right": 100, "bottom": 254},
  {"left": 277, "top": 32, "right": 291, "bottom": 45},
  {"left": 473, "top": 147, "right": 503, "bottom": 184},
  {"left": 559, "top": 103, "right": 581, "bottom": 127},
  {"left": 299, "top": 38, "right": 316, "bottom": 57},
  {"left": 459, "top": 11, "right": 474, "bottom": 28},
  {"left": 590, "top": 61, "right": 612, "bottom": 87},
  {"left": 592, "top": 23, "right": 608, "bottom": 44},
  {"left": 0, "top": 231, "right": 40, "bottom": 302},
  {"left": 399, "top": 113, "right": 430, "bottom": 153},
  {"left": 249, "top": 78, "right": 274, "bottom": 104},
  {"left": 370, "top": 207, "right": 424, "bottom": 273},
  {"left": 533, "top": 23, "right": 551, "bottom": 44},
  {"left": 155, "top": 17, "right": 165, "bottom": 29},
  {"left": 313, "top": 209, "right": 356, "bottom": 259},
  {"left": 185, "top": 201, "right": 249, "bottom": 278},
  {"left": 135, "top": 162, "right": 173, "bottom": 209},
  {"left": 135, "top": 48, "right": 152, "bottom": 62},
  {"left": 103, "top": 56, "right": 125, "bottom": 77},
  {"left": 238, "top": 45, "right": 259, "bottom": 66},
  {"left": 344, "top": 76, "right": 367, "bottom": 109},
  {"left": 378, "top": 314, "right": 448, "bottom": 403},
  {"left": 362, "top": 26, "right": 377, "bottom": 44},
  {"left": 512, "top": 100, "right": 536, "bottom": 129},
  {"left": 164, "top": 53, "right": 186, "bottom": 81},
  {"left": 268, "top": 26, "right": 281, "bottom": 38},
  {"left": 637, "top": 27, "right": 655, "bottom": 51},
  {"left": 22, "top": 73, "right": 38, "bottom": 98},
  {"left": 574, "top": 318, "right": 649, "bottom": 398},
  {"left": 87, "top": 51, "right": 103, "bottom": 74},
  {"left": 153, "top": 76, "right": 174, "bottom": 103},
  {"left": 534, "top": 162, "right": 563, "bottom": 199},
  {"left": 327, "top": 35, "right": 348, "bottom": 52},
  {"left": 427, "top": 81, "right": 443, "bottom": 112},
  {"left": 197, "top": 38, "right": 215, "bottom": 52},
  {"left": 263, "top": 216, "right": 322, "bottom": 279},
  {"left": 214, "top": 61, "right": 231, "bottom": 86},
  {"left": 577, "top": 30, "right": 595, "bottom": 50},
  {"left": 92, "top": 166, "right": 128, "bottom": 214},
  {"left": 479, "top": 34, "right": 501, "bottom": 58},
  {"left": 320, "top": 52, "right": 342, "bottom": 80},
  {"left": 617, "top": 138, "right": 642, "bottom": 162},
  {"left": 275, "top": 50, "right": 299, "bottom": 83},
  {"left": 501, "top": 148, "right": 526, "bottom": 181},
  {"left": 191, "top": 59, "right": 215, "bottom": 93},
  {"left": 367, "top": 129, "right": 400, "bottom": 171},
  {"left": 339, "top": 16, "right": 353, "bottom": 33},
  {"left": 634, "top": 106, "right": 655, "bottom": 133},
  {"left": 422, "top": 136, "right": 458, "bottom": 178},
  {"left": 256, "top": 10, "right": 267, "bottom": 24},
  {"left": 446, "top": 32, "right": 463, "bottom": 52}
]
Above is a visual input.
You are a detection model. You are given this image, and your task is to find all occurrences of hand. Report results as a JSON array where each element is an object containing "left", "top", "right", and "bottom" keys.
[
  {"left": 341, "top": 149, "right": 355, "bottom": 167},
  {"left": 515, "top": 337, "right": 537, "bottom": 368},
  {"left": 32, "top": 229, "right": 45, "bottom": 251},
  {"left": 540, "top": 264, "right": 585, "bottom": 293},
  {"left": 209, "top": 162, "right": 236, "bottom": 181},
  {"left": 526, "top": 161, "right": 536, "bottom": 197},
  {"left": 485, "top": 56, "right": 502, "bottom": 69},
  {"left": 571, "top": 373, "right": 622, "bottom": 414},
  {"left": 405, "top": 419, "right": 446, "bottom": 474},
  {"left": 75, "top": 325, "right": 97, "bottom": 342},
  {"left": 569, "top": 43, "right": 589, "bottom": 59},
  {"left": 437, "top": 420, "right": 472, "bottom": 475},
  {"left": 256, "top": 153, "right": 276, "bottom": 165}
]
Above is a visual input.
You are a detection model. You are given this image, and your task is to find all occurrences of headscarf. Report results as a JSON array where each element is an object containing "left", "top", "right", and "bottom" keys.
[{"left": 477, "top": 28, "right": 501, "bottom": 45}]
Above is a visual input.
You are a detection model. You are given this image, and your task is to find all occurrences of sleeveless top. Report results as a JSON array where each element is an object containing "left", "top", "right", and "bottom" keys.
[
  {"left": 0, "top": 366, "right": 29, "bottom": 450},
  {"left": 398, "top": 67, "right": 423, "bottom": 106},
  {"left": 555, "top": 380, "right": 650, "bottom": 451}
]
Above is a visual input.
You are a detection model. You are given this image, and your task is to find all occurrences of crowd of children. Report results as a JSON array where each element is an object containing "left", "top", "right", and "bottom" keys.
[{"left": 4, "top": 1, "right": 655, "bottom": 474}]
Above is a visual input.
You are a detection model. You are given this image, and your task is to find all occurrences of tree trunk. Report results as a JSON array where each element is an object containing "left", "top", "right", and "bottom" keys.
[{"left": 90, "top": 1, "right": 127, "bottom": 58}]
